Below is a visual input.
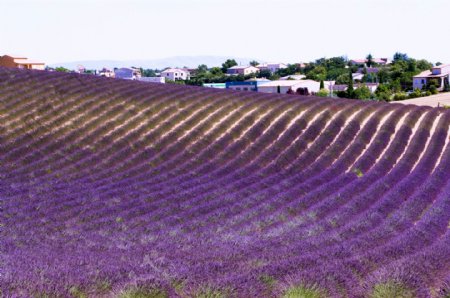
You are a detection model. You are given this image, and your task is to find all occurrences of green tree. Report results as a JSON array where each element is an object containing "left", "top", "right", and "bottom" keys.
[
  {"left": 197, "top": 64, "right": 208, "bottom": 73},
  {"left": 366, "top": 54, "right": 374, "bottom": 67},
  {"left": 249, "top": 60, "right": 259, "bottom": 67},
  {"left": 393, "top": 52, "right": 409, "bottom": 62},
  {"left": 353, "top": 85, "right": 372, "bottom": 100},
  {"left": 416, "top": 59, "right": 433, "bottom": 71},
  {"left": 316, "top": 88, "right": 329, "bottom": 97},
  {"left": 375, "top": 84, "right": 392, "bottom": 101},
  {"left": 55, "top": 66, "right": 69, "bottom": 72},
  {"left": 347, "top": 69, "right": 354, "bottom": 98},
  {"left": 257, "top": 69, "right": 272, "bottom": 79},
  {"left": 320, "top": 79, "right": 324, "bottom": 89},
  {"left": 221, "top": 59, "right": 238, "bottom": 73}
]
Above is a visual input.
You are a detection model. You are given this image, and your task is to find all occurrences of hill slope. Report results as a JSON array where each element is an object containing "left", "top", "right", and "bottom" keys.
[{"left": 0, "top": 68, "right": 449, "bottom": 297}]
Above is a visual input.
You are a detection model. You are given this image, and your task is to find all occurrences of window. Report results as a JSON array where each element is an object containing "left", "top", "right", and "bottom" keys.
[
  {"left": 236, "top": 88, "right": 241, "bottom": 91},
  {"left": 421, "top": 79, "right": 425, "bottom": 84},
  {"left": 243, "top": 88, "right": 248, "bottom": 91}
]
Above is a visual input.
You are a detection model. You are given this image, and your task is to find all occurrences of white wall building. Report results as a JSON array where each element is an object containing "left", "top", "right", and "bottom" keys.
[
  {"left": 257, "top": 80, "right": 320, "bottom": 95},
  {"left": 413, "top": 64, "right": 450, "bottom": 91},
  {"left": 138, "top": 77, "right": 165, "bottom": 83},
  {"left": 227, "top": 66, "right": 259, "bottom": 76},
  {"left": 161, "top": 68, "right": 190, "bottom": 81}
]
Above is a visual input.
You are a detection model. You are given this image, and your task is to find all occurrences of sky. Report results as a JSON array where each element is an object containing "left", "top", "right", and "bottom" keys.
[{"left": 1, "top": 0, "right": 449, "bottom": 65}]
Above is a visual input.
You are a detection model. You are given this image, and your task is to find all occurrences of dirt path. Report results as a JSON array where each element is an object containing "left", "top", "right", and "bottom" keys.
[{"left": 393, "top": 92, "right": 450, "bottom": 107}]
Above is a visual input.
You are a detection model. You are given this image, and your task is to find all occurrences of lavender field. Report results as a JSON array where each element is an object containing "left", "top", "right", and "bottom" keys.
[{"left": 1, "top": 68, "right": 449, "bottom": 297}]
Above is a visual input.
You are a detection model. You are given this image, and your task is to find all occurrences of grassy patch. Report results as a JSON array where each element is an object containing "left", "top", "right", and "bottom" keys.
[
  {"left": 353, "top": 168, "right": 363, "bottom": 178},
  {"left": 370, "top": 281, "right": 415, "bottom": 298},
  {"left": 69, "top": 286, "right": 87, "bottom": 298},
  {"left": 193, "top": 286, "right": 232, "bottom": 298},
  {"left": 118, "top": 286, "right": 168, "bottom": 298},
  {"left": 283, "top": 284, "right": 327, "bottom": 298}
]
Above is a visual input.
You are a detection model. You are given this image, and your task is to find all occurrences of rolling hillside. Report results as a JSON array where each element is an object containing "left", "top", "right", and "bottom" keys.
[{"left": 1, "top": 68, "right": 449, "bottom": 297}]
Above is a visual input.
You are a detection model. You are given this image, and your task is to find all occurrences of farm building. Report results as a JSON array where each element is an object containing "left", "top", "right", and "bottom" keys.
[{"left": 0, "top": 54, "right": 45, "bottom": 70}]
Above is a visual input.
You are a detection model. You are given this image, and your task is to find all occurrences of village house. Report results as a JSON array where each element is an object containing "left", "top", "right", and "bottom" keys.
[
  {"left": 99, "top": 68, "right": 115, "bottom": 78},
  {"left": 160, "top": 68, "right": 190, "bottom": 81},
  {"left": 226, "top": 65, "right": 259, "bottom": 76},
  {"left": 114, "top": 67, "right": 142, "bottom": 80},
  {"left": 256, "top": 63, "right": 288, "bottom": 73},
  {"left": 350, "top": 58, "right": 390, "bottom": 66},
  {"left": 413, "top": 64, "right": 450, "bottom": 91},
  {"left": 0, "top": 54, "right": 45, "bottom": 70}
]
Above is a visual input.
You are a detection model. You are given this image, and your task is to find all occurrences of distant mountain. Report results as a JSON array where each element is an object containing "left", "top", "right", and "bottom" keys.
[{"left": 50, "top": 56, "right": 261, "bottom": 70}]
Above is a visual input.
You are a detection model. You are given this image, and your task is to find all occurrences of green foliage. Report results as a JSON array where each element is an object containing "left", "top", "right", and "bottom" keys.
[
  {"left": 55, "top": 66, "right": 70, "bottom": 72},
  {"left": 283, "top": 284, "right": 327, "bottom": 298},
  {"left": 306, "top": 65, "right": 327, "bottom": 81},
  {"left": 68, "top": 286, "right": 87, "bottom": 298},
  {"left": 370, "top": 281, "right": 415, "bottom": 298},
  {"left": 197, "top": 64, "right": 208, "bottom": 73},
  {"left": 316, "top": 88, "right": 329, "bottom": 97},
  {"left": 347, "top": 70, "right": 354, "bottom": 98},
  {"left": 353, "top": 85, "right": 372, "bottom": 100},
  {"left": 393, "top": 52, "right": 409, "bottom": 62},
  {"left": 141, "top": 68, "right": 157, "bottom": 77},
  {"left": 194, "top": 287, "right": 232, "bottom": 298},
  {"left": 444, "top": 78, "right": 450, "bottom": 92},
  {"left": 118, "top": 287, "right": 168, "bottom": 298},
  {"left": 375, "top": 84, "right": 392, "bottom": 101},
  {"left": 166, "top": 79, "right": 186, "bottom": 85},
  {"left": 366, "top": 53, "right": 374, "bottom": 67},
  {"left": 221, "top": 59, "right": 238, "bottom": 73},
  {"left": 393, "top": 92, "right": 408, "bottom": 101},
  {"left": 407, "top": 88, "right": 423, "bottom": 99},
  {"left": 319, "top": 80, "right": 324, "bottom": 89},
  {"left": 335, "top": 73, "right": 350, "bottom": 84},
  {"left": 353, "top": 168, "right": 363, "bottom": 178},
  {"left": 249, "top": 60, "right": 259, "bottom": 67}
]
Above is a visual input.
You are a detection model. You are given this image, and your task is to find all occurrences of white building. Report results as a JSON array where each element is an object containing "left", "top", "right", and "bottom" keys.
[
  {"left": 280, "top": 74, "right": 306, "bottom": 80},
  {"left": 160, "top": 68, "right": 190, "bottom": 81},
  {"left": 413, "top": 64, "right": 450, "bottom": 91},
  {"left": 257, "top": 80, "right": 320, "bottom": 95},
  {"left": 226, "top": 65, "right": 259, "bottom": 76},
  {"left": 138, "top": 77, "right": 165, "bottom": 83},
  {"left": 256, "top": 63, "right": 288, "bottom": 73}
]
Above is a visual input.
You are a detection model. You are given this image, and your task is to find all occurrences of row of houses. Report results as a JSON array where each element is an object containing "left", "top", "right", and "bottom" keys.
[
  {"left": 226, "top": 63, "right": 288, "bottom": 76},
  {"left": 204, "top": 76, "right": 381, "bottom": 96}
]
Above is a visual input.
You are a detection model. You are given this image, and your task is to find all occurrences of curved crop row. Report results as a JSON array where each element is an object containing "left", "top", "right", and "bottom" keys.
[{"left": 1, "top": 68, "right": 449, "bottom": 298}]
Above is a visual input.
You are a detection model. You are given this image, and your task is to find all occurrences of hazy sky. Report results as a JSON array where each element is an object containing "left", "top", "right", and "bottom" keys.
[{"left": 1, "top": 0, "right": 449, "bottom": 64}]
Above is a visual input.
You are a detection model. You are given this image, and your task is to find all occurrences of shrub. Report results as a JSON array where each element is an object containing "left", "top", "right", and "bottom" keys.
[
  {"left": 370, "top": 281, "right": 415, "bottom": 298},
  {"left": 283, "top": 284, "right": 327, "bottom": 298}
]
